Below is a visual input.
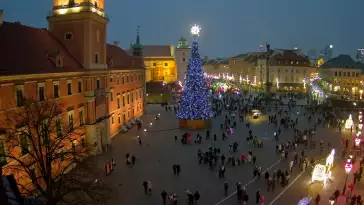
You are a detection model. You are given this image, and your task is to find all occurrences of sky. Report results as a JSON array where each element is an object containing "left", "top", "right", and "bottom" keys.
[{"left": 1, "top": 0, "right": 364, "bottom": 59}]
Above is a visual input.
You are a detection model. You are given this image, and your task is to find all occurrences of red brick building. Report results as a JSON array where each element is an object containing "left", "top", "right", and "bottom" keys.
[{"left": 0, "top": 0, "right": 145, "bottom": 159}]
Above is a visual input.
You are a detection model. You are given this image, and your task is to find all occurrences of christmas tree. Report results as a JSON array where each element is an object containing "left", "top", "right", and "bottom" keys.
[{"left": 177, "top": 25, "right": 213, "bottom": 120}]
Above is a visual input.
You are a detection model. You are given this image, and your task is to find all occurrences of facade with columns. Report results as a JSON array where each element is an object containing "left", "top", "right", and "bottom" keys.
[{"left": 0, "top": 0, "right": 144, "bottom": 177}]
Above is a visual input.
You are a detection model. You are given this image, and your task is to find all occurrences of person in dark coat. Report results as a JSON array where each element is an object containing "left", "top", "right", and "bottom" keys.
[
  {"left": 142, "top": 181, "right": 148, "bottom": 194},
  {"left": 194, "top": 191, "right": 200, "bottom": 204},
  {"left": 256, "top": 190, "right": 260, "bottom": 204},
  {"left": 161, "top": 190, "right": 167, "bottom": 205},
  {"left": 176, "top": 164, "right": 181, "bottom": 175},
  {"left": 224, "top": 182, "right": 228, "bottom": 196}
]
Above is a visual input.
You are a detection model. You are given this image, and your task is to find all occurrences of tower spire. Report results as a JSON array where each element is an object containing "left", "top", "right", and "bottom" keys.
[{"left": 136, "top": 26, "right": 141, "bottom": 44}]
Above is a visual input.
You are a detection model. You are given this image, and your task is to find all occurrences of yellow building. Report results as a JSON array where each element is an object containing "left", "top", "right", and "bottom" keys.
[{"left": 128, "top": 41, "right": 177, "bottom": 83}]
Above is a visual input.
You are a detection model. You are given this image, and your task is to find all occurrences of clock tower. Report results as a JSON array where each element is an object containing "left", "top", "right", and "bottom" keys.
[{"left": 47, "top": 0, "right": 108, "bottom": 69}]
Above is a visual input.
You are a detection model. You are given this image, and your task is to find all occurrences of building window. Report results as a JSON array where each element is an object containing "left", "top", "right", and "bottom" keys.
[
  {"left": 19, "top": 134, "right": 29, "bottom": 155},
  {"left": 127, "top": 93, "right": 130, "bottom": 104},
  {"left": 118, "top": 114, "right": 121, "bottom": 124},
  {"left": 96, "top": 79, "right": 100, "bottom": 89},
  {"left": 117, "top": 94, "right": 120, "bottom": 108},
  {"left": 153, "top": 63, "right": 156, "bottom": 66},
  {"left": 15, "top": 85, "right": 24, "bottom": 107},
  {"left": 123, "top": 113, "right": 126, "bottom": 122},
  {"left": 182, "top": 58, "right": 186, "bottom": 62},
  {"left": 65, "top": 33, "right": 73, "bottom": 40},
  {"left": 126, "top": 76, "right": 129, "bottom": 83},
  {"left": 78, "top": 80, "right": 82, "bottom": 93},
  {"left": 335, "top": 72, "right": 337, "bottom": 76},
  {"left": 110, "top": 91, "right": 114, "bottom": 101},
  {"left": 339, "top": 71, "right": 341, "bottom": 76},
  {"left": 110, "top": 76, "right": 113, "bottom": 82},
  {"left": 343, "top": 72, "right": 346, "bottom": 77},
  {"left": 68, "top": 111, "right": 74, "bottom": 131},
  {"left": 164, "top": 63, "right": 168, "bottom": 66},
  {"left": 117, "top": 76, "right": 120, "bottom": 85},
  {"left": 348, "top": 72, "right": 351, "bottom": 77},
  {"left": 67, "top": 82, "right": 72, "bottom": 95},
  {"left": 95, "top": 53, "right": 99, "bottom": 64},
  {"left": 111, "top": 116, "right": 114, "bottom": 124},
  {"left": 121, "top": 76, "right": 125, "bottom": 84},
  {"left": 122, "top": 95, "right": 125, "bottom": 106},
  {"left": 79, "top": 110, "right": 84, "bottom": 126},
  {"left": 53, "top": 83, "right": 59, "bottom": 98},
  {"left": 128, "top": 109, "right": 131, "bottom": 118},
  {"left": 131, "top": 92, "right": 134, "bottom": 103},
  {"left": 352, "top": 72, "right": 355, "bottom": 77},
  {"left": 38, "top": 84, "right": 45, "bottom": 101}
]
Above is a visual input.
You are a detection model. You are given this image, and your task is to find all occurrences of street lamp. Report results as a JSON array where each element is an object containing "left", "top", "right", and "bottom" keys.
[
  {"left": 360, "top": 90, "right": 363, "bottom": 100},
  {"left": 343, "top": 160, "right": 353, "bottom": 194}
]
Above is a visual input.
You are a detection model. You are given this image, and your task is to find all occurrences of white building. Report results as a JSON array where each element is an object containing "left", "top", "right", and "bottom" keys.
[{"left": 175, "top": 37, "right": 191, "bottom": 83}]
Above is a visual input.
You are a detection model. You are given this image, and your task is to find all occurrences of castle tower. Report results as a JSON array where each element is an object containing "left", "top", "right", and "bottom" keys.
[
  {"left": 175, "top": 37, "right": 191, "bottom": 83},
  {"left": 132, "top": 26, "right": 143, "bottom": 57},
  {"left": 47, "top": 0, "right": 108, "bottom": 69}
]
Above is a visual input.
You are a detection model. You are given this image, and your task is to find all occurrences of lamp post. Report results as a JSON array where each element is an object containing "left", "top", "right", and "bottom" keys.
[{"left": 343, "top": 160, "right": 353, "bottom": 195}]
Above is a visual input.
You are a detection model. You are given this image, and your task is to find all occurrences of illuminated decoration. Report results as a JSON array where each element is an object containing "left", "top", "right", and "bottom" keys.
[
  {"left": 191, "top": 24, "right": 201, "bottom": 36},
  {"left": 177, "top": 28, "right": 213, "bottom": 120},
  {"left": 345, "top": 161, "right": 353, "bottom": 173},
  {"left": 253, "top": 76, "right": 257, "bottom": 85},
  {"left": 222, "top": 73, "right": 225, "bottom": 79},
  {"left": 303, "top": 77, "right": 306, "bottom": 89},
  {"left": 355, "top": 137, "right": 361, "bottom": 146},
  {"left": 312, "top": 164, "right": 331, "bottom": 184},
  {"left": 359, "top": 124, "right": 363, "bottom": 130},
  {"left": 276, "top": 77, "right": 279, "bottom": 89},
  {"left": 178, "top": 81, "right": 183, "bottom": 87},
  {"left": 317, "top": 58, "right": 324, "bottom": 68},
  {"left": 345, "top": 114, "right": 354, "bottom": 129},
  {"left": 239, "top": 75, "right": 242, "bottom": 84},
  {"left": 326, "top": 149, "right": 335, "bottom": 168},
  {"left": 246, "top": 75, "right": 250, "bottom": 84},
  {"left": 330, "top": 44, "right": 334, "bottom": 49},
  {"left": 232, "top": 74, "right": 235, "bottom": 81},
  {"left": 360, "top": 90, "right": 363, "bottom": 100}
]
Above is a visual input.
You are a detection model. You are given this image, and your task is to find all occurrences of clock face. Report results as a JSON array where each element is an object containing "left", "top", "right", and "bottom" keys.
[{"left": 191, "top": 25, "right": 201, "bottom": 36}]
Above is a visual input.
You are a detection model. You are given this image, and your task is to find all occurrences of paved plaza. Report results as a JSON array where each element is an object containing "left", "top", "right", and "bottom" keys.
[{"left": 90, "top": 97, "right": 353, "bottom": 205}]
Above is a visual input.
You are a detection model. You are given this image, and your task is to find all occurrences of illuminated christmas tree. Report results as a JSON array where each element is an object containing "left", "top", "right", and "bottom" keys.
[{"left": 177, "top": 25, "right": 213, "bottom": 120}]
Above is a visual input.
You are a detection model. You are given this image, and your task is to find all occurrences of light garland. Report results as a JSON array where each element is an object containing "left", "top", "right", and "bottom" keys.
[{"left": 177, "top": 28, "right": 213, "bottom": 120}]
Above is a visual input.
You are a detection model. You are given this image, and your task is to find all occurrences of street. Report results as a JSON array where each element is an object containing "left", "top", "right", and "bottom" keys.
[{"left": 91, "top": 96, "right": 350, "bottom": 205}]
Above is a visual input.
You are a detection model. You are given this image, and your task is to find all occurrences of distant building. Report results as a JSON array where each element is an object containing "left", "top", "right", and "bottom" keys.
[
  {"left": 319, "top": 54, "right": 363, "bottom": 95},
  {"left": 356, "top": 49, "right": 364, "bottom": 63},
  {"left": 203, "top": 58, "right": 230, "bottom": 75},
  {"left": 252, "top": 49, "right": 315, "bottom": 91}
]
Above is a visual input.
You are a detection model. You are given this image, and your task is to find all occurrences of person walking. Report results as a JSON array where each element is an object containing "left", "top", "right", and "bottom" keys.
[
  {"left": 224, "top": 182, "right": 229, "bottom": 197},
  {"left": 142, "top": 181, "right": 148, "bottom": 194},
  {"left": 256, "top": 190, "right": 261, "bottom": 204},
  {"left": 194, "top": 191, "right": 200, "bottom": 205},
  {"left": 147, "top": 181, "right": 152, "bottom": 194},
  {"left": 161, "top": 190, "right": 167, "bottom": 205},
  {"left": 315, "top": 194, "right": 321, "bottom": 205}
]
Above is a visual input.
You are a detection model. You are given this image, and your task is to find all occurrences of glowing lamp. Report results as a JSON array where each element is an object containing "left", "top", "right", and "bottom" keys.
[
  {"left": 158, "top": 113, "right": 161, "bottom": 116},
  {"left": 150, "top": 122, "right": 153, "bottom": 126},
  {"left": 355, "top": 138, "right": 361, "bottom": 146},
  {"left": 345, "top": 162, "right": 352, "bottom": 174},
  {"left": 359, "top": 124, "right": 363, "bottom": 130},
  {"left": 144, "top": 129, "right": 147, "bottom": 132}
]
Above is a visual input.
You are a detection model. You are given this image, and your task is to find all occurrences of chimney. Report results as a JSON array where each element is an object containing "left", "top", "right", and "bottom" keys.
[
  {"left": 0, "top": 10, "right": 3, "bottom": 26},
  {"left": 113, "top": 41, "right": 120, "bottom": 47}
]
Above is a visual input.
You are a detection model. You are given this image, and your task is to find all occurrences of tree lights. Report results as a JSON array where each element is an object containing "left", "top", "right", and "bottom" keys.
[{"left": 177, "top": 25, "right": 213, "bottom": 120}]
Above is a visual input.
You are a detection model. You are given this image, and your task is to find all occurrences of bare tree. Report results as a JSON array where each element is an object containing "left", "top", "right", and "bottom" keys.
[{"left": 0, "top": 99, "right": 110, "bottom": 205}]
